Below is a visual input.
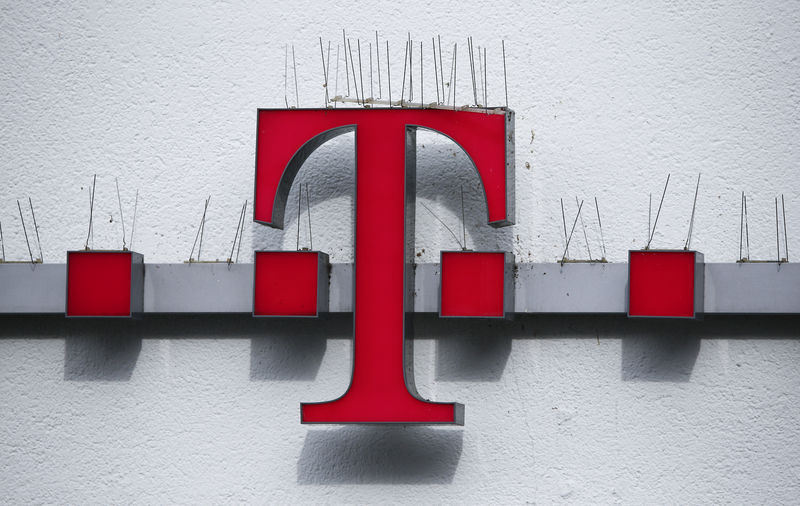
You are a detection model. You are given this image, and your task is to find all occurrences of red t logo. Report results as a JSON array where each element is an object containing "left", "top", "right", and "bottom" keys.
[{"left": 255, "top": 108, "right": 514, "bottom": 424}]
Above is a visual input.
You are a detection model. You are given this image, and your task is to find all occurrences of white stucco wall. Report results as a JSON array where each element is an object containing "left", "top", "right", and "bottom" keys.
[{"left": 1, "top": 1, "right": 799, "bottom": 504}]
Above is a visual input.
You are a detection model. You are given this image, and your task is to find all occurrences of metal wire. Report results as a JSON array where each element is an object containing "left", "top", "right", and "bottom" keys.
[
  {"left": 17, "top": 200, "right": 34, "bottom": 264},
  {"left": 376, "top": 31, "right": 382, "bottom": 99},
  {"left": 115, "top": 178, "right": 126, "bottom": 250},
  {"left": 646, "top": 174, "right": 670, "bottom": 249},
  {"left": 684, "top": 173, "right": 701, "bottom": 250},
  {"left": 561, "top": 200, "right": 584, "bottom": 265},
  {"left": 782, "top": 194, "right": 788, "bottom": 261},
  {"left": 502, "top": 40, "right": 508, "bottom": 108},
  {"left": 319, "top": 37, "right": 330, "bottom": 106},
  {"left": 577, "top": 196, "right": 592, "bottom": 260},
  {"left": 85, "top": 174, "right": 96, "bottom": 250},
  {"left": 130, "top": 190, "right": 138, "bottom": 249},
  {"left": 386, "top": 40, "right": 392, "bottom": 107},
  {"left": 292, "top": 44, "right": 299, "bottom": 107},
  {"left": 306, "top": 184, "right": 313, "bottom": 251},
  {"left": 347, "top": 39, "right": 361, "bottom": 105},
  {"left": 419, "top": 201, "right": 463, "bottom": 250},
  {"left": 189, "top": 196, "right": 210, "bottom": 262},
  {"left": 28, "top": 197, "right": 43, "bottom": 261},
  {"left": 595, "top": 197, "right": 607, "bottom": 260},
  {"left": 561, "top": 198, "right": 569, "bottom": 259},
  {"left": 236, "top": 201, "right": 247, "bottom": 264}
]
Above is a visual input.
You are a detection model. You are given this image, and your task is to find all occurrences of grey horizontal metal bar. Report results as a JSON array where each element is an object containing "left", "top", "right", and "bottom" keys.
[
  {"left": 144, "top": 263, "right": 252, "bottom": 313},
  {"left": 705, "top": 262, "right": 800, "bottom": 314},
  {"left": 1, "top": 262, "right": 798, "bottom": 315},
  {"left": 512, "top": 263, "right": 628, "bottom": 314},
  {"left": 0, "top": 264, "right": 65, "bottom": 313}
]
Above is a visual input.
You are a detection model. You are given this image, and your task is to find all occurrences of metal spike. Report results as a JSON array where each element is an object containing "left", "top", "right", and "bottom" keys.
[
  {"left": 376, "top": 31, "right": 382, "bottom": 99},
  {"left": 28, "top": 197, "right": 43, "bottom": 262},
  {"left": 115, "top": 178, "right": 126, "bottom": 250},
  {"left": 292, "top": 44, "right": 299, "bottom": 107},
  {"left": 776, "top": 197, "right": 781, "bottom": 262},
  {"left": 325, "top": 41, "right": 331, "bottom": 106},
  {"left": 646, "top": 174, "right": 670, "bottom": 249},
  {"left": 129, "top": 190, "right": 138, "bottom": 249},
  {"left": 433, "top": 38, "right": 440, "bottom": 104},
  {"left": 561, "top": 198, "right": 569, "bottom": 259},
  {"left": 782, "top": 194, "right": 788, "bottom": 261},
  {"left": 386, "top": 40, "right": 392, "bottom": 107},
  {"left": 235, "top": 201, "right": 247, "bottom": 264},
  {"left": 17, "top": 200, "right": 34, "bottom": 264},
  {"left": 197, "top": 196, "right": 210, "bottom": 261},
  {"left": 739, "top": 192, "right": 744, "bottom": 261},
  {"left": 744, "top": 192, "right": 750, "bottom": 259},
  {"left": 419, "top": 201, "right": 463, "bottom": 250},
  {"left": 561, "top": 200, "right": 584, "bottom": 265},
  {"left": 319, "top": 37, "right": 330, "bottom": 106},
  {"left": 647, "top": 193, "right": 652, "bottom": 244},
  {"left": 577, "top": 196, "right": 592, "bottom": 260},
  {"left": 419, "top": 41, "right": 423, "bottom": 106},
  {"left": 189, "top": 196, "right": 210, "bottom": 262},
  {"left": 461, "top": 185, "right": 467, "bottom": 250},
  {"left": 284, "top": 44, "right": 289, "bottom": 108},
  {"left": 483, "top": 46, "right": 488, "bottom": 110},
  {"left": 229, "top": 199, "right": 246, "bottom": 265},
  {"left": 452, "top": 43, "right": 457, "bottom": 110},
  {"left": 306, "top": 184, "right": 313, "bottom": 251},
  {"left": 684, "top": 173, "right": 701, "bottom": 250},
  {"left": 347, "top": 39, "right": 361, "bottom": 105},
  {"left": 447, "top": 42, "right": 455, "bottom": 106},
  {"left": 357, "top": 39, "right": 366, "bottom": 106},
  {"left": 85, "top": 174, "right": 96, "bottom": 250},
  {"left": 296, "top": 183, "right": 302, "bottom": 250},
  {"left": 400, "top": 40, "right": 408, "bottom": 107},
  {"left": 408, "top": 33, "right": 413, "bottom": 101},
  {"left": 369, "top": 41, "right": 374, "bottom": 100},
  {"left": 438, "top": 35, "right": 445, "bottom": 101},
  {"left": 502, "top": 40, "right": 508, "bottom": 108},
  {"left": 334, "top": 43, "right": 340, "bottom": 108},
  {"left": 468, "top": 37, "right": 478, "bottom": 106},
  {"left": 342, "top": 29, "right": 350, "bottom": 95},
  {"left": 595, "top": 197, "right": 607, "bottom": 260},
  {"left": 478, "top": 44, "right": 484, "bottom": 106}
]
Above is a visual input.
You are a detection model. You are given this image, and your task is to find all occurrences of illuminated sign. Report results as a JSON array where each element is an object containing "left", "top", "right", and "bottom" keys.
[
  {"left": 628, "top": 250, "right": 704, "bottom": 318},
  {"left": 254, "top": 108, "right": 515, "bottom": 424},
  {"left": 7, "top": 107, "right": 744, "bottom": 428},
  {"left": 66, "top": 250, "right": 144, "bottom": 318}
]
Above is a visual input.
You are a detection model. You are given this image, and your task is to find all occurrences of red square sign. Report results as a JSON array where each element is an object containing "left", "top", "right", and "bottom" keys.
[
  {"left": 628, "top": 250, "right": 704, "bottom": 318},
  {"left": 440, "top": 251, "right": 514, "bottom": 318},
  {"left": 253, "top": 251, "right": 329, "bottom": 317},
  {"left": 66, "top": 251, "right": 144, "bottom": 317}
]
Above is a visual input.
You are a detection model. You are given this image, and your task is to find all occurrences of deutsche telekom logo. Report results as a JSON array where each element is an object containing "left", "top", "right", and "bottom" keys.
[{"left": 254, "top": 108, "right": 515, "bottom": 424}]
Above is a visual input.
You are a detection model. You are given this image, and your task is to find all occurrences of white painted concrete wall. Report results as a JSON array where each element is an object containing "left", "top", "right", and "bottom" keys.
[{"left": 1, "top": 1, "right": 799, "bottom": 503}]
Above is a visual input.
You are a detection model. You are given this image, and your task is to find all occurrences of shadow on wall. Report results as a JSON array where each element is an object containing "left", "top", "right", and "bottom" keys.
[
  {"left": 414, "top": 315, "right": 514, "bottom": 382},
  {"left": 250, "top": 314, "right": 349, "bottom": 381},
  {"left": 0, "top": 315, "right": 348, "bottom": 382},
  {"left": 297, "top": 426, "right": 463, "bottom": 484},
  {"left": 485, "top": 315, "right": 703, "bottom": 383},
  {"left": 620, "top": 323, "right": 700, "bottom": 382},
  {"left": 0, "top": 314, "right": 797, "bottom": 386},
  {"left": 64, "top": 319, "right": 142, "bottom": 381},
  {"left": 249, "top": 132, "right": 515, "bottom": 257},
  {"left": 415, "top": 314, "right": 702, "bottom": 383},
  {"left": 415, "top": 315, "right": 798, "bottom": 384}
]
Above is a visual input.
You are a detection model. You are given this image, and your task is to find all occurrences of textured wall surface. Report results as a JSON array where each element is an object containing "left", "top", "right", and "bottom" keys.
[{"left": 1, "top": 1, "right": 799, "bottom": 504}]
